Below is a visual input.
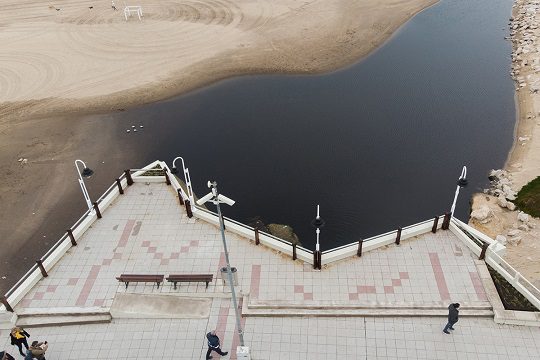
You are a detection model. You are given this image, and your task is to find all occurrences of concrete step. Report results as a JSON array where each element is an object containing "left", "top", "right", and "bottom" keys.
[
  {"left": 243, "top": 307, "right": 494, "bottom": 318},
  {"left": 243, "top": 299, "right": 494, "bottom": 318},
  {"left": 16, "top": 307, "right": 111, "bottom": 327}
]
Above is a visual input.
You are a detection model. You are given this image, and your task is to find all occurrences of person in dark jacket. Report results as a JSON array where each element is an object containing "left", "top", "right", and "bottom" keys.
[
  {"left": 9, "top": 327, "right": 30, "bottom": 356},
  {"left": 443, "top": 303, "right": 460, "bottom": 334},
  {"left": 206, "top": 330, "right": 228, "bottom": 359}
]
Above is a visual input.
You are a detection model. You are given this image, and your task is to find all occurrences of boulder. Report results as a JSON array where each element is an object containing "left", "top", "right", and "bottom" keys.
[
  {"left": 497, "top": 195, "right": 508, "bottom": 208},
  {"left": 470, "top": 206, "right": 493, "bottom": 222},
  {"left": 518, "top": 224, "right": 529, "bottom": 231},
  {"left": 507, "top": 236, "right": 522, "bottom": 246},
  {"left": 508, "top": 229, "right": 521, "bottom": 237},
  {"left": 518, "top": 211, "right": 530, "bottom": 222},
  {"left": 507, "top": 202, "right": 517, "bottom": 211},
  {"left": 495, "top": 235, "right": 507, "bottom": 245}
]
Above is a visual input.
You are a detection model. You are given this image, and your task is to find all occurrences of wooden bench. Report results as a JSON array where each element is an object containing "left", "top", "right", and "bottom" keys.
[
  {"left": 166, "top": 274, "right": 213, "bottom": 289},
  {"left": 116, "top": 274, "right": 164, "bottom": 289}
]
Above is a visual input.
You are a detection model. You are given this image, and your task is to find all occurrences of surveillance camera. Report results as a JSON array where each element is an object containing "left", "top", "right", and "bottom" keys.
[
  {"left": 217, "top": 194, "right": 235, "bottom": 206},
  {"left": 197, "top": 192, "right": 215, "bottom": 205}
]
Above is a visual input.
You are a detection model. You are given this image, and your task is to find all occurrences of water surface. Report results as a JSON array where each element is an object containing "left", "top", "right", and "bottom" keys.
[{"left": 111, "top": 0, "right": 515, "bottom": 250}]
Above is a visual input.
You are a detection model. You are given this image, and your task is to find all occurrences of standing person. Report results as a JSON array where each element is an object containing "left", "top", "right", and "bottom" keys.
[
  {"left": 206, "top": 330, "right": 228, "bottom": 359},
  {"left": 443, "top": 303, "right": 460, "bottom": 334},
  {"left": 28, "top": 341, "right": 48, "bottom": 360},
  {"left": 9, "top": 327, "right": 30, "bottom": 356}
]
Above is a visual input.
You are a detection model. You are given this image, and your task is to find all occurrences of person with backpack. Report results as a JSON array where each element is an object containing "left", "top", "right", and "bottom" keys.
[
  {"left": 26, "top": 341, "right": 48, "bottom": 360},
  {"left": 206, "top": 330, "right": 228, "bottom": 359},
  {"left": 9, "top": 327, "right": 30, "bottom": 356}
]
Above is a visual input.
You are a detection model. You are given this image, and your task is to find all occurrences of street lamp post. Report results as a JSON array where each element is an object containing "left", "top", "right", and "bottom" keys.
[
  {"left": 311, "top": 205, "right": 325, "bottom": 270},
  {"left": 171, "top": 156, "right": 194, "bottom": 204},
  {"left": 197, "top": 181, "right": 246, "bottom": 351},
  {"left": 449, "top": 165, "right": 468, "bottom": 217},
  {"left": 74, "top": 159, "right": 94, "bottom": 214}
]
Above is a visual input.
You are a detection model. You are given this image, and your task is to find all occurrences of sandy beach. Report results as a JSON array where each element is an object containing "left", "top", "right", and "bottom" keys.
[
  {"left": 0, "top": 0, "right": 436, "bottom": 294},
  {"left": 469, "top": 0, "right": 540, "bottom": 288}
]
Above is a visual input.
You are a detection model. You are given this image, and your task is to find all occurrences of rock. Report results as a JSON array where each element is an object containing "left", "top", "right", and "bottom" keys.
[
  {"left": 518, "top": 224, "right": 529, "bottom": 231},
  {"left": 507, "top": 202, "right": 517, "bottom": 211},
  {"left": 508, "top": 229, "right": 521, "bottom": 237},
  {"left": 507, "top": 236, "right": 522, "bottom": 246},
  {"left": 518, "top": 211, "right": 530, "bottom": 222},
  {"left": 497, "top": 195, "right": 508, "bottom": 208},
  {"left": 495, "top": 235, "right": 507, "bottom": 245},
  {"left": 470, "top": 206, "right": 493, "bottom": 222}
]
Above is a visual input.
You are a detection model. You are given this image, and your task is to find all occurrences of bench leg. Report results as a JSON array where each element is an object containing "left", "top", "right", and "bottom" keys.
[
  {"left": 157, "top": 282, "right": 161, "bottom": 289},
  {"left": 124, "top": 282, "right": 129, "bottom": 289},
  {"left": 174, "top": 282, "right": 177, "bottom": 290},
  {"left": 206, "top": 281, "right": 209, "bottom": 289}
]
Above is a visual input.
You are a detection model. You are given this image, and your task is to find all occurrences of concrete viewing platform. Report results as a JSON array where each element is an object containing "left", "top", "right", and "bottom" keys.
[{"left": 1, "top": 161, "right": 540, "bottom": 359}]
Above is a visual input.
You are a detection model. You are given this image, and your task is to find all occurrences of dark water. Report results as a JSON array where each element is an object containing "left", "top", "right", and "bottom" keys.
[{"left": 110, "top": 0, "right": 515, "bottom": 251}]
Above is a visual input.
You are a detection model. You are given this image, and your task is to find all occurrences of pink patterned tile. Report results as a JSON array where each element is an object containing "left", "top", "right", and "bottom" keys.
[
  {"left": 294, "top": 285, "right": 304, "bottom": 293},
  {"left": 93, "top": 299, "right": 105, "bottom": 306},
  {"left": 349, "top": 293, "right": 359, "bottom": 300},
  {"left": 429, "top": 253, "right": 450, "bottom": 301},
  {"left": 33, "top": 292, "right": 44, "bottom": 300},
  {"left": 46, "top": 285, "right": 58, "bottom": 293},
  {"left": 303, "top": 293, "right": 313, "bottom": 300},
  {"left": 190, "top": 240, "right": 199, "bottom": 247},
  {"left": 391, "top": 279, "right": 402, "bottom": 286},
  {"left": 399, "top": 272, "right": 410, "bottom": 280},
  {"left": 19, "top": 299, "right": 32, "bottom": 308},
  {"left": 67, "top": 278, "right": 79, "bottom": 286},
  {"left": 170, "top": 252, "right": 180, "bottom": 259},
  {"left": 250, "top": 265, "right": 261, "bottom": 299},
  {"left": 147, "top": 246, "right": 157, "bottom": 253},
  {"left": 153, "top": 252, "right": 163, "bottom": 259},
  {"left": 384, "top": 286, "right": 394, "bottom": 294},
  {"left": 113, "top": 252, "right": 122, "bottom": 259},
  {"left": 118, "top": 220, "right": 136, "bottom": 247},
  {"left": 141, "top": 241, "right": 151, "bottom": 247},
  {"left": 357, "top": 286, "right": 377, "bottom": 294},
  {"left": 160, "top": 259, "right": 169, "bottom": 266},
  {"left": 102, "top": 259, "right": 112, "bottom": 266},
  {"left": 180, "top": 246, "right": 189, "bottom": 253}
]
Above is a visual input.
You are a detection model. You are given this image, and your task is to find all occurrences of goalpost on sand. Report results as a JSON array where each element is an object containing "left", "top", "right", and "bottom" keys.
[{"left": 123, "top": 3, "right": 143, "bottom": 21}]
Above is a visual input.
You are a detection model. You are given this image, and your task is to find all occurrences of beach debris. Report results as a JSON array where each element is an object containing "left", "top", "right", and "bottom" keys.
[
  {"left": 132, "top": 125, "right": 135, "bottom": 128},
  {"left": 126, "top": 129, "right": 130, "bottom": 133},
  {"left": 89, "top": 6, "right": 94, "bottom": 9},
  {"left": 133, "top": 129, "right": 137, "bottom": 132},
  {"left": 140, "top": 125, "right": 144, "bottom": 128},
  {"left": 18, "top": 158, "right": 28, "bottom": 165},
  {"left": 507, "top": 235, "right": 522, "bottom": 246}
]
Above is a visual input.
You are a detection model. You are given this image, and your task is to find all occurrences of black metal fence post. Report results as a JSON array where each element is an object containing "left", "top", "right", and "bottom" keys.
[
  {"left": 479, "top": 242, "right": 489, "bottom": 260},
  {"left": 116, "top": 179, "right": 124, "bottom": 194},
  {"left": 357, "top": 239, "right": 364, "bottom": 257},
  {"left": 185, "top": 199, "right": 193, "bottom": 218},
  {"left": 432, "top": 216, "right": 439, "bottom": 233},
  {"left": 67, "top": 229, "right": 77, "bottom": 246},
  {"left": 93, "top": 202, "right": 102, "bottom": 219},
  {"left": 36, "top": 259, "right": 48, "bottom": 277},
  {"left": 177, "top": 189, "right": 184, "bottom": 205},
  {"left": 442, "top": 212, "right": 451, "bottom": 230},
  {"left": 255, "top": 228, "right": 260, "bottom": 245},
  {"left": 395, "top": 228, "right": 402, "bottom": 245},
  {"left": 124, "top": 170, "right": 134, "bottom": 186}
]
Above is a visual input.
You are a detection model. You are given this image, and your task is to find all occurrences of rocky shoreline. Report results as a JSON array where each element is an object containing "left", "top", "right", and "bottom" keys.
[{"left": 469, "top": 0, "right": 540, "bottom": 287}]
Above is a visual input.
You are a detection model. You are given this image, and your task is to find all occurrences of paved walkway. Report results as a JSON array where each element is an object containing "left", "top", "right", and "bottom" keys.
[{"left": 2, "top": 182, "right": 539, "bottom": 359}]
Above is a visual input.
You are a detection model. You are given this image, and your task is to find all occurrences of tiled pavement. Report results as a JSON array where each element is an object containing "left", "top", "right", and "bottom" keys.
[{"left": 3, "top": 182, "right": 540, "bottom": 359}]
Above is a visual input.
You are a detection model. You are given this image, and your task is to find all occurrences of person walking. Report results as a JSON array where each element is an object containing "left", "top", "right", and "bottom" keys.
[
  {"left": 443, "top": 303, "right": 460, "bottom": 334},
  {"left": 206, "top": 330, "right": 228, "bottom": 359},
  {"left": 26, "top": 341, "right": 48, "bottom": 360},
  {"left": 9, "top": 327, "right": 30, "bottom": 356}
]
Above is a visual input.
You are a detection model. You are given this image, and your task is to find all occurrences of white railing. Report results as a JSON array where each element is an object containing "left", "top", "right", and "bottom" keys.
[{"left": 449, "top": 218, "right": 540, "bottom": 311}]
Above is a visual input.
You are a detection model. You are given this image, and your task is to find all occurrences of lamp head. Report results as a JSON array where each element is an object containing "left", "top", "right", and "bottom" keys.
[
  {"left": 457, "top": 177, "right": 468, "bottom": 188},
  {"left": 82, "top": 167, "right": 94, "bottom": 178},
  {"left": 171, "top": 166, "right": 179, "bottom": 174}
]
